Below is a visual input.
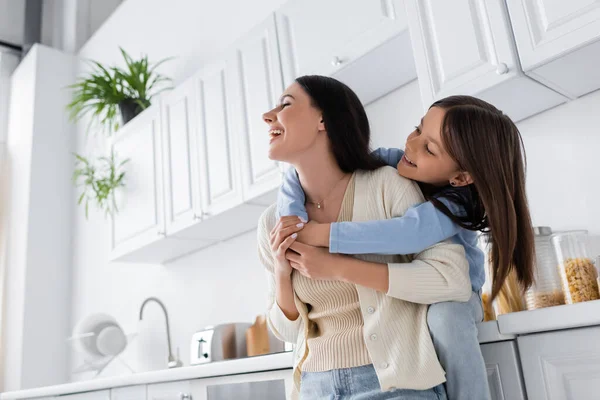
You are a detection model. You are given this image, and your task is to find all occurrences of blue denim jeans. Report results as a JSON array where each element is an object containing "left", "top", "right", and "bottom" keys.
[
  {"left": 427, "top": 291, "right": 491, "bottom": 400},
  {"left": 300, "top": 364, "right": 447, "bottom": 400}
]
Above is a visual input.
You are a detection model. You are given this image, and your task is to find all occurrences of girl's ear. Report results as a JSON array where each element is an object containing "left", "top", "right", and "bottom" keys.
[{"left": 449, "top": 171, "right": 473, "bottom": 187}]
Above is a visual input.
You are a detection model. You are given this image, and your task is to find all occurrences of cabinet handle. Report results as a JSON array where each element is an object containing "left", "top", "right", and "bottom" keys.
[
  {"left": 496, "top": 63, "right": 508, "bottom": 75},
  {"left": 179, "top": 393, "right": 192, "bottom": 400},
  {"left": 202, "top": 211, "right": 211, "bottom": 217},
  {"left": 193, "top": 214, "right": 202, "bottom": 220},
  {"left": 331, "top": 56, "right": 343, "bottom": 67},
  {"left": 157, "top": 231, "right": 166, "bottom": 236}
]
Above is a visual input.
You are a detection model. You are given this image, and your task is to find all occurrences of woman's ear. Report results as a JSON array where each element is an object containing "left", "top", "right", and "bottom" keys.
[
  {"left": 318, "top": 117, "right": 326, "bottom": 132},
  {"left": 449, "top": 171, "right": 473, "bottom": 187}
]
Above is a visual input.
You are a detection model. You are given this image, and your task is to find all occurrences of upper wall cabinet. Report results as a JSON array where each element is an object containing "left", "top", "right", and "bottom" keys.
[
  {"left": 506, "top": 0, "right": 600, "bottom": 98},
  {"left": 161, "top": 77, "right": 202, "bottom": 236},
  {"left": 110, "top": 103, "right": 214, "bottom": 264},
  {"left": 230, "top": 14, "right": 285, "bottom": 206},
  {"left": 110, "top": 104, "right": 166, "bottom": 260},
  {"left": 405, "top": 0, "right": 568, "bottom": 121},
  {"left": 108, "top": 15, "right": 283, "bottom": 264},
  {"left": 194, "top": 60, "right": 245, "bottom": 217},
  {"left": 276, "top": 0, "right": 415, "bottom": 105}
]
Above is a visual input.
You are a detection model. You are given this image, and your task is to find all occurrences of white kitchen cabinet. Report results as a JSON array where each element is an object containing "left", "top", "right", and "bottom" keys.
[
  {"left": 161, "top": 77, "right": 202, "bottom": 235},
  {"left": 59, "top": 390, "right": 110, "bottom": 400},
  {"left": 405, "top": 0, "right": 567, "bottom": 121},
  {"left": 276, "top": 0, "right": 407, "bottom": 81},
  {"left": 147, "top": 381, "right": 193, "bottom": 400},
  {"left": 109, "top": 104, "right": 213, "bottom": 263},
  {"left": 276, "top": 0, "right": 414, "bottom": 105},
  {"left": 481, "top": 341, "right": 527, "bottom": 400},
  {"left": 111, "top": 385, "right": 147, "bottom": 400},
  {"left": 229, "top": 14, "right": 284, "bottom": 205},
  {"left": 110, "top": 104, "right": 166, "bottom": 261},
  {"left": 166, "top": 58, "right": 267, "bottom": 244},
  {"left": 506, "top": 0, "right": 600, "bottom": 98},
  {"left": 193, "top": 61, "right": 244, "bottom": 217},
  {"left": 518, "top": 326, "right": 600, "bottom": 400},
  {"left": 190, "top": 369, "right": 293, "bottom": 400}
]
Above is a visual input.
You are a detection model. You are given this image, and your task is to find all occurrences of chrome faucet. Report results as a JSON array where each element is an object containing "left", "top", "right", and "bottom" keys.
[{"left": 139, "top": 297, "right": 182, "bottom": 368}]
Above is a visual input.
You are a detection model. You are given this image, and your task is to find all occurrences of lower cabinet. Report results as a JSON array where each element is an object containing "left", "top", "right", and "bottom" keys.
[
  {"left": 518, "top": 326, "right": 600, "bottom": 400},
  {"left": 143, "top": 370, "right": 292, "bottom": 400},
  {"left": 147, "top": 381, "right": 193, "bottom": 400},
  {"left": 111, "top": 385, "right": 147, "bottom": 400},
  {"left": 190, "top": 369, "right": 293, "bottom": 400},
  {"left": 58, "top": 391, "right": 110, "bottom": 400},
  {"left": 481, "top": 341, "right": 527, "bottom": 400}
]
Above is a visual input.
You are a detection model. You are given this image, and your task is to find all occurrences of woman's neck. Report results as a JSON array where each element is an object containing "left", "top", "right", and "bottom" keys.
[{"left": 294, "top": 150, "right": 347, "bottom": 207}]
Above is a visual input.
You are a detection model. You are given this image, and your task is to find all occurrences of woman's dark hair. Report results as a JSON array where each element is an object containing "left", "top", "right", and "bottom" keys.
[
  {"left": 295, "top": 75, "right": 385, "bottom": 172},
  {"left": 426, "top": 95, "right": 534, "bottom": 300}
]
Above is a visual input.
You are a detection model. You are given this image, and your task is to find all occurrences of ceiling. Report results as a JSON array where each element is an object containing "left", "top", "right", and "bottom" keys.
[{"left": 0, "top": 0, "right": 25, "bottom": 49}]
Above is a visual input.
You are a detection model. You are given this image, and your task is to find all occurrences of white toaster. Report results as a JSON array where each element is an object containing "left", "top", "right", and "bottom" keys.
[{"left": 190, "top": 323, "right": 252, "bottom": 365}]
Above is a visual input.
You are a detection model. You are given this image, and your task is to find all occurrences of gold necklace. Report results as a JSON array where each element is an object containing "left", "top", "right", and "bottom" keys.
[{"left": 306, "top": 173, "right": 348, "bottom": 210}]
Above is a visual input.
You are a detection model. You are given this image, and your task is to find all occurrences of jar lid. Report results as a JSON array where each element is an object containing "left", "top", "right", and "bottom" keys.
[{"left": 533, "top": 226, "right": 552, "bottom": 236}]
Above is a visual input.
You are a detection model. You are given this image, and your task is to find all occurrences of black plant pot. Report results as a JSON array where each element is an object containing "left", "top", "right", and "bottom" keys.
[{"left": 119, "top": 99, "right": 150, "bottom": 125}]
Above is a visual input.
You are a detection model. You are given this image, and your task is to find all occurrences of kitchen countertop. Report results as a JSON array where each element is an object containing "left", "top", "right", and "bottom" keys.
[
  {"left": 4, "top": 302, "right": 599, "bottom": 400},
  {"left": 497, "top": 298, "right": 600, "bottom": 335},
  {"left": 0, "top": 352, "right": 294, "bottom": 400}
]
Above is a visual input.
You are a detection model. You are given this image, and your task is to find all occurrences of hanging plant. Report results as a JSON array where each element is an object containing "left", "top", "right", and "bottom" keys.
[
  {"left": 72, "top": 151, "right": 129, "bottom": 219},
  {"left": 66, "top": 48, "right": 173, "bottom": 135}
]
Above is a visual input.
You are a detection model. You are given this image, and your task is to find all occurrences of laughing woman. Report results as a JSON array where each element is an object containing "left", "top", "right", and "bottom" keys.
[{"left": 257, "top": 75, "right": 471, "bottom": 400}]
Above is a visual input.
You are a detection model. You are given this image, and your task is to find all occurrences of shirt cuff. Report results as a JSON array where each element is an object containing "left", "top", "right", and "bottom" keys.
[{"left": 329, "top": 223, "right": 339, "bottom": 253}]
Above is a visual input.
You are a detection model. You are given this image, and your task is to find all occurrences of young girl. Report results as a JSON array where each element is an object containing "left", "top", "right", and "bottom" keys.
[{"left": 278, "top": 95, "right": 535, "bottom": 400}]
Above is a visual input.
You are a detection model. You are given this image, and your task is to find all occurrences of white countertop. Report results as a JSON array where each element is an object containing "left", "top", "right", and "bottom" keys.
[
  {"left": 4, "top": 302, "right": 599, "bottom": 400},
  {"left": 497, "top": 299, "right": 600, "bottom": 335},
  {"left": 0, "top": 352, "right": 294, "bottom": 400}
]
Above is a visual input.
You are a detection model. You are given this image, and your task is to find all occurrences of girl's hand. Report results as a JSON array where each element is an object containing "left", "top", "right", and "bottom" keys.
[
  {"left": 286, "top": 242, "right": 347, "bottom": 280},
  {"left": 269, "top": 216, "right": 305, "bottom": 277}
]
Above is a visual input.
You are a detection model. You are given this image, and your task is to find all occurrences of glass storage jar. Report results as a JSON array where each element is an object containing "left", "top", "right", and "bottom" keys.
[
  {"left": 525, "top": 227, "right": 565, "bottom": 310},
  {"left": 552, "top": 230, "right": 600, "bottom": 304}
]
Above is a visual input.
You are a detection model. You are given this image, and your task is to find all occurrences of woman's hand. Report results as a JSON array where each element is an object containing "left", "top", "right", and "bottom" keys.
[
  {"left": 269, "top": 216, "right": 305, "bottom": 277},
  {"left": 286, "top": 242, "right": 347, "bottom": 280}
]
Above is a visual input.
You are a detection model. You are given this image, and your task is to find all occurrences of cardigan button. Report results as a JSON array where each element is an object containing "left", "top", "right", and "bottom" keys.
[
  {"left": 367, "top": 306, "right": 375, "bottom": 314},
  {"left": 370, "top": 334, "right": 378, "bottom": 341},
  {"left": 379, "top": 362, "right": 389, "bottom": 369}
]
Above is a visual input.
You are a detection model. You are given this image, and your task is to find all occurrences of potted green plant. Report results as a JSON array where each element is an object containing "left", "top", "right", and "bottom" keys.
[
  {"left": 73, "top": 151, "right": 129, "bottom": 219},
  {"left": 67, "top": 48, "right": 172, "bottom": 134}
]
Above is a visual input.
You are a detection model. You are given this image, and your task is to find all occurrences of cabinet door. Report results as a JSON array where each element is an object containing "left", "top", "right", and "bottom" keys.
[
  {"left": 60, "top": 390, "right": 110, "bottom": 400},
  {"left": 229, "top": 14, "right": 284, "bottom": 203},
  {"left": 190, "top": 369, "right": 293, "bottom": 400},
  {"left": 506, "top": 0, "right": 600, "bottom": 70},
  {"left": 111, "top": 385, "right": 147, "bottom": 400},
  {"left": 518, "top": 326, "right": 600, "bottom": 400},
  {"left": 111, "top": 104, "right": 165, "bottom": 259},
  {"left": 276, "top": 0, "right": 407, "bottom": 84},
  {"left": 194, "top": 61, "right": 244, "bottom": 217},
  {"left": 147, "top": 380, "right": 193, "bottom": 400},
  {"left": 481, "top": 341, "right": 526, "bottom": 400},
  {"left": 405, "top": 0, "right": 520, "bottom": 107},
  {"left": 161, "top": 78, "right": 202, "bottom": 234}
]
